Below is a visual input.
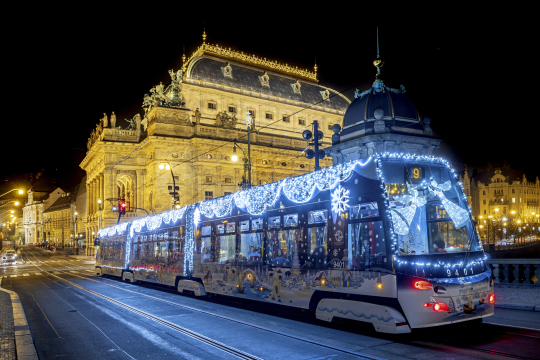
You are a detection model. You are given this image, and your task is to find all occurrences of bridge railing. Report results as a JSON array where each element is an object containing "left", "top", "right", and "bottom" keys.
[{"left": 487, "top": 259, "right": 540, "bottom": 286}]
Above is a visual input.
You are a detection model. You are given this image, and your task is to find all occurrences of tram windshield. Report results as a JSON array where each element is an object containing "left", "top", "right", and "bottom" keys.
[{"left": 380, "top": 160, "right": 481, "bottom": 255}]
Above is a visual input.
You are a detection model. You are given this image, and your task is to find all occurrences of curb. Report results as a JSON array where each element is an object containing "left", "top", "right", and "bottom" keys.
[
  {"left": 0, "top": 276, "right": 39, "bottom": 360},
  {"left": 495, "top": 303, "right": 540, "bottom": 312}
]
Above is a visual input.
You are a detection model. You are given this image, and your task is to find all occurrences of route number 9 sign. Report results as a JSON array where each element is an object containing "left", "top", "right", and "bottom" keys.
[{"left": 405, "top": 166, "right": 424, "bottom": 183}]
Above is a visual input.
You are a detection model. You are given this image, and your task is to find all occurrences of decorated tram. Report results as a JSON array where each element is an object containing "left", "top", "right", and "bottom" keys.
[{"left": 95, "top": 154, "right": 494, "bottom": 334}]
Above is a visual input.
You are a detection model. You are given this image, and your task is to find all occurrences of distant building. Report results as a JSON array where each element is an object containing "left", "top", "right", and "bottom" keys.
[
  {"left": 468, "top": 162, "right": 540, "bottom": 219},
  {"left": 23, "top": 187, "right": 65, "bottom": 244}
]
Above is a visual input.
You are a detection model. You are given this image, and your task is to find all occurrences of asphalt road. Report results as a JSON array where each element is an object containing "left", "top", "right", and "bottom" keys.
[{"left": 2, "top": 247, "right": 540, "bottom": 360}]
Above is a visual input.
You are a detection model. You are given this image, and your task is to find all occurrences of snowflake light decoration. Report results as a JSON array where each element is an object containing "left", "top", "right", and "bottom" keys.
[{"left": 331, "top": 185, "right": 350, "bottom": 214}]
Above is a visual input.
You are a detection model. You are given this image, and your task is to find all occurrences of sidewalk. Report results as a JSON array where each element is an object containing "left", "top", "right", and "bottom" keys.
[
  {"left": 494, "top": 285, "right": 540, "bottom": 311},
  {"left": 0, "top": 277, "right": 38, "bottom": 360}
]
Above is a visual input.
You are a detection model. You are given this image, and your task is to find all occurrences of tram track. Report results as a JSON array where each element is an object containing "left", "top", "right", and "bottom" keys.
[
  {"left": 17, "top": 248, "right": 540, "bottom": 360},
  {"left": 21, "top": 248, "right": 385, "bottom": 360}
]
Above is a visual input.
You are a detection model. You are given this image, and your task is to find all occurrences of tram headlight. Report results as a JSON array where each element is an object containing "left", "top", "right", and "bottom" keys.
[
  {"left": 414, "top": 280, "right": 433, "bottom": 290},
  {"left": 377, "top": 281, "right": 383, "bottom": 289}
]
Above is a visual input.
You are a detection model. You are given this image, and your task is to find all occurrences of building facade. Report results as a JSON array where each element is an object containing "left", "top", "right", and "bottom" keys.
[
  {"left": 80, "top": 33, "right": 350, "bottom": 256},
  {"left": 469, "top": 163, "right": 540, "bottom": 221},
  {"left": 43, "top": 192, "right": 76, "bottom": 247},
  {"left": 23, "top": 188, "right": 65, "bottom": 244}
]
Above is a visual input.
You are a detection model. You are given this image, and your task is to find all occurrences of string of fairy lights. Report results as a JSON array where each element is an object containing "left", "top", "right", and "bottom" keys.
[{"left": 99, "top": 152, "right": 486, "bottom": 277}]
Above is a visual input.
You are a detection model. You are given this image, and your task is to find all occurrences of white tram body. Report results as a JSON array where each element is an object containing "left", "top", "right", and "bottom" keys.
[{"left": 95, "top": 154, "right": 494, "bottom": 334}]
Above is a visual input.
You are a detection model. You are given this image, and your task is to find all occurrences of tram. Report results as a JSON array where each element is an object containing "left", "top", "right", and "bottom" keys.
[{"left": 95, "top": 154, "right": 494, "bottom": 334}]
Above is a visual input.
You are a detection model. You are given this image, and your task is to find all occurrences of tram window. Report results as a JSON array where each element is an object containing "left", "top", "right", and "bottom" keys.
[
  {"left": 155, "top": 241, "right": 168, "bottom": 262},
  {"left": 238, "top": 232, "right": 262, "bottom": 265},
  {"left": 268, "top": 216, "right": 281, "bottom": 228},
  {"left": 350, "top": 202, "right": 379, "bottom": 219},
  {"left": 216, "top": 224, "right": 225, "bottom": 234},
  {"left": 217, "top": 235, "right": 236, "bottom": 264},
  {"left": 252, "top": 218, "right": 264, "bottom": 230},
  {"left": 266, "top": 228, "right": 302, "bottom": 267},
  {"left": 307, "top": 226, "right": 327, "bottom": 268},
  {"left": 284, "top": 214, "right": 298, "bottom": 227},
  {"left": 428, "top": 221, "right": 469, "bottom": 253},
  {"left": 201, "top": 225, "right": 212, "bottom": 236},
  {"left": 201, "top": 237, "right": 213, "bottom": 263},
  {"left": 135, "top": 242, "right": 143, "bottom": 260},
  {"left": 428, "top": 204, "right": 450, "bottom": 220},
  {"left": 240, "top": 220, "right": 249, "bottom": 232},
  {"left": 347, "top": 221, "right": 385, "bottom": 269},
  {"left": 226, "top": 222, "right": 236, "bottom": 233},
  {"left": 308, "top": 210, "right": 327, "bottom": 224}
]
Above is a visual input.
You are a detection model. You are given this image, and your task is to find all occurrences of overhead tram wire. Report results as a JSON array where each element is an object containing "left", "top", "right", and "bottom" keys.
[{"left": 123, "top": 82, "right": 362, "bottom": 199}]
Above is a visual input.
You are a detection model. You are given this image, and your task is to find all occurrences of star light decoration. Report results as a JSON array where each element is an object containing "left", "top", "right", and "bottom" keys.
[
  {"left": 375, "top": 153, "right": 485, "bottom": 272},
  {"left": 331, "top": 185, "right": 350, "bottom": 214}
]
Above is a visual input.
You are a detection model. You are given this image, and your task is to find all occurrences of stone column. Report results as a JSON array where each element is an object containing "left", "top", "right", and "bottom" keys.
[
  {"left": 97, "top": 176, "right": 102, "bottom": 211},
  {"left": 86, "top": 183, "right": 90, "bottom": 219},
  {"left": 100, "top": 174, "right": 104, "bottom": 209}
]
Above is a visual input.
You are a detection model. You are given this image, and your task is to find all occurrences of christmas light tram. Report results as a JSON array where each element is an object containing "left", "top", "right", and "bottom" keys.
[{"left": 95, "top": 154, "right": 495, "bottom": 334}]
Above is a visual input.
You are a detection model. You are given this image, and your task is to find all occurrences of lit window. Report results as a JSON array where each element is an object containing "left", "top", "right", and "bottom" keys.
[
  {"left": 266, "top": 113, "right": 273, "bottom": 120},
  {"left": 208, "top": 102, "right": 216, "bottom": 110},
  {"left": 205, "top": 191, "right": 213, "bottom": 200},
  {"left": 298, "top": 119, "right": 305, "bottom": 125},
  {"left": 229, "top": 106, "right": 236, "bottom": 113},
  {"left": 224, "top": 177, "right": 231, "bottom": 183},
  {"left": 206, "top": 176, "right": 212, "bottom": 182}
]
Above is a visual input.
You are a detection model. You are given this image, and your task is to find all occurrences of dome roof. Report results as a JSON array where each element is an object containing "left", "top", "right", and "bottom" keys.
[{"left": 342, "top": 80, "right": 419, "bottom": 129}]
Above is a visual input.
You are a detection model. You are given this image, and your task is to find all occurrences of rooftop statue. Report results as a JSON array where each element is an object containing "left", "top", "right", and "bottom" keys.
[
  {"left": 143, "top": 69, "right": 185, "bottom": 113},
  {"left": 111, "top": 112, "right": 116, "bottom": 128},
  {"left": 125, "top": 114, "right": 141, "bottom": 131},
  {"left": 103, "top": 113, "right": 108, "bottom": 127}
]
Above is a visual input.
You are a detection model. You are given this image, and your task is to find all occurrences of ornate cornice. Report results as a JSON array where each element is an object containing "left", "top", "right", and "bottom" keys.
[{"left": 183, "top": 42, "right": 317, "bottom": 82}]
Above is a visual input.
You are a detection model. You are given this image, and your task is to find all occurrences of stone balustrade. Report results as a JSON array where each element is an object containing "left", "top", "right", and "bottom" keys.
[{"left": 487, "top": 259, "right": 540, "bottom": 285}]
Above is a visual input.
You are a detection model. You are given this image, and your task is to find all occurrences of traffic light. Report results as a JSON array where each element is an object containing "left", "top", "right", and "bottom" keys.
[{"left": 120, "top": 199, "right": 126, "bottom": 215}]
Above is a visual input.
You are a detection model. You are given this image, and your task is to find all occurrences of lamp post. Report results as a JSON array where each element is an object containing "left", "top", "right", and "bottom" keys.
[
  {"left": 159, "top": 163, "right": 180, "bottom": 209},
  {"left": 244, "top": 111, "right": 253, "bottom": 188},
  {"left": 232, "top": 140, "right": 251, "bottom": 190}
]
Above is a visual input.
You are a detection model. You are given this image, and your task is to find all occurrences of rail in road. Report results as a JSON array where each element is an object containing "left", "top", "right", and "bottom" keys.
[{"left": 4, "top": 247, "right": 540, "bottom": 360}]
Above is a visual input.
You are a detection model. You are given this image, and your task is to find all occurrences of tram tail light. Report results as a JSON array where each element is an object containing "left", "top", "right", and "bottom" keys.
[
  {"left": 433, "top": 302, "right": 449, "bottom": 312},
  {"left": 423, "top": 303, "right": 432, "bottom": 307},
  {"left": 489, "top": 294, "right": 495, "bottom": 304},
  {"left": 414, "top": 280, "right": 433, "bottom": 290}
]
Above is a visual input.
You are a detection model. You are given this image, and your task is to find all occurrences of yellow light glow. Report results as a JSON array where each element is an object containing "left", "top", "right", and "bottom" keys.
[
  {"left": 75, "top": 212, "right": 78, "bottom": 215},
  {"left": 175, "top": 204, "right": 180, "bottom": 209},
  {"left": 377, "top": 282, "right": 383, "bottom": 289},
  {"left": 479, "top": 216, "right": 483, "bottom": 219},
  {"left": 489, "top": 215, "right": 493, "bottom": 218},
  {"left": 11, "top": 210, "right": 14, "bottom": 213},
  {"left": 97, "top": 199, "right": 102, "bottom": 204},
  {"left": 231, "top": 154, "right": 238, "bottom": 162},
  {"left": 518, "top": 220, "right": 521, "bottom": 223},
  {"left": 511, "top": 211, "right": 516, "bottom": 214},
  {"left": 165, "top": 164, "right": 170, "bottom": 170},
  {"left": 480, "top": 225, "right": 484, "bottom": 228},
  {"left": 18, "top": 190, "right": 23, "bottom": 194},
  {"left": 159, "top": 164, "right": 164, "bottom": 169},
  {"left": 10, "top": 215, "right": 13, "bottom": 217},
  {"left": 15, "top": 202, "right": 19, "bottom": 206},
  {"left": 504, "top": 223, "right": 507, "bottom": 226},
  {"left": 495, "top": 208, "right": 499, "bottom": 212}
]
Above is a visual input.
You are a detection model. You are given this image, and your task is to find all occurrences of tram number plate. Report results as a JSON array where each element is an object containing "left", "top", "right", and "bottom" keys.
[{"left": 332, "top": 259, "right": 345, "bottom": 268}]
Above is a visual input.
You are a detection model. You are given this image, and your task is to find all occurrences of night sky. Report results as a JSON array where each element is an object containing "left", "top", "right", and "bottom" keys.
[{"left": 1, "top": 9, "right": 535, "bottom": 197}]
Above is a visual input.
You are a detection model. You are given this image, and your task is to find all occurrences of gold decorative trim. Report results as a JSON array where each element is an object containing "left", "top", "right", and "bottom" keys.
[{"left": 183, "top": 42, "right": 317, "bottom": 81}]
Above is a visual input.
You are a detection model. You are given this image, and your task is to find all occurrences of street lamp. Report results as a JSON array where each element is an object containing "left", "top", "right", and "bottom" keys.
[
  {"left": 0, "top": 189, "right": 24, "bottom": 198},
  {"left": 159, "top": 162, "right": 179, "bottom": 209},
  {"left": 231, "top": 140, "right": 251, "bottom": 190}
]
